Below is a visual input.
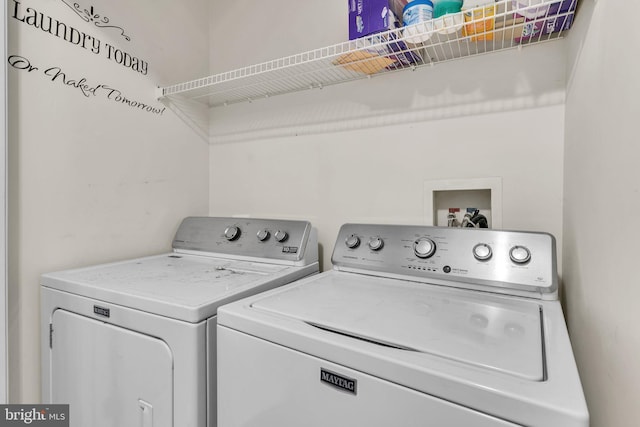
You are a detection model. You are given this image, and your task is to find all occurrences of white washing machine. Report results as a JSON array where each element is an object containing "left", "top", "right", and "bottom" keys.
[
  {"left": 217, "top": 223, "right": 589, "bottom": 427},
  {"left": 41, "top": 216, "right": 318, "bottom": 427}
]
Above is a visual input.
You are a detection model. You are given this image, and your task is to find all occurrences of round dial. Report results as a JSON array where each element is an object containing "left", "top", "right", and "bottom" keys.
[
  {"left": 256, "top": 229, "right": 270, "bottom": 241},
  {"left": 510, "top": 246, "right": 531, "bottom": 264},
  {"left": 368, "top": 237, "right": 384, "bottom": 251},
  {"left": 274, "top": 230, "right": 288, "bottom": 242},
  {"left": 224, "top": 226, "right": 241, "bottom": 241},
  {"left": 473, "top": 243, "right": 492, "bottom": 261},
  {"left": 345, "top": 234, "right": 360, "bottom": 249},
  {"left": 413, "top": 237, "right": 436, "bottom": 259}
]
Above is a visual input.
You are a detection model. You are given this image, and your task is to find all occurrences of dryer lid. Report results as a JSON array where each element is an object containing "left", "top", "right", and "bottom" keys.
[
  {"left": 251, "top": 272, "right": 544, "bottom": 380},
  {"left": 42, "top": 253, "right": 296, "bottom": 322}
]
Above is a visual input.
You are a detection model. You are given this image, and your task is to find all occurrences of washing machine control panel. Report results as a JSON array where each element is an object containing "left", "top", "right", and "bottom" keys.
[
  {"left": 173, "top": 217, "right": 314, "bottom": 262},
  {"left": 332, "top": 224, "right": 557, "bottom": 298}
]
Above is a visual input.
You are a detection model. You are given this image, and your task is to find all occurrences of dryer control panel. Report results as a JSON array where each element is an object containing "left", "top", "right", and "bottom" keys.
[
  {"left": 331, "top": 224, "right": 557, "bottom": 299},
  {"left": 173, "top": 217, "right": 315, "bottom": 263}
]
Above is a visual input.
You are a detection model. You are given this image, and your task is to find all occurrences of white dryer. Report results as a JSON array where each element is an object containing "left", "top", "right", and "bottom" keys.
[
  {"left": 41, "top": 217, "right": 318, "bottom": 427},
  {"left": 217, "top": 223, "right": 589, "bottom": 427}
]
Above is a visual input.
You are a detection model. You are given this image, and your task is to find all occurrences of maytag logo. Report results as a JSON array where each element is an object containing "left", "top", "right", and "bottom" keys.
[
  {"left": 320, "top": 369, "right": 357, "bottom": 395},
  {"left": 93, "top": 305, "right": 110, "bottom": 318}
]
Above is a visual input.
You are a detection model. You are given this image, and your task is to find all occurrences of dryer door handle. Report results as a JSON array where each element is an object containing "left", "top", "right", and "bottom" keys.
[{"left": 138, "top": 399, "right": 153, "bottom": 427}]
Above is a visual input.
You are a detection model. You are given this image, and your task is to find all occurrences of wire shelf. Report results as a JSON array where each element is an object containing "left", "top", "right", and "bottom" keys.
[{"left": 158, "top": 0, "right": 577, "bottom": 108}]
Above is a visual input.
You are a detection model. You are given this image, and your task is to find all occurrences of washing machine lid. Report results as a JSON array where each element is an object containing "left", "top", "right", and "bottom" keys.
[
  {"left": 251, "top": 271, "right": 544, "bottom": 380},
  {"left": 42, "top": 253, "right": 310, "bottom": 323}
]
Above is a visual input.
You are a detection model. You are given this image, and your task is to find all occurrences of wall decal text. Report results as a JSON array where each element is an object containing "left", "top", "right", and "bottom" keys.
[
  {"left": 8, "top": 55, "right": 165, "bottom": 116},
  {"left": 11, "top": 0, "right": 147, "bottom": 75}
]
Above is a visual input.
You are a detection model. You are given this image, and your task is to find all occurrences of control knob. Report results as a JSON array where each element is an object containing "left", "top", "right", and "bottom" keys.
[
  {"left": 368, "top": 237, "right": 384, "bottom": 251},
  {"left": 345, "top": 234, "right": 360, "bottom": 249},
  {"left": 473, "top": 243, "right": 492, "bottom": 261},
  {"left": 413, "top": 237, "right": 436, "bottom": 259},
  {"left": 274, "top": 230, "right": 288, "bottom": 242},
  {"left": 510, "top": 246, "right": 531, "bottom": 264},
  {"left": 256, "top": 229, "right": 270, "bottom": 241},
  {"left": 224, "top": 226, "right": 241, "bottom": 241}
]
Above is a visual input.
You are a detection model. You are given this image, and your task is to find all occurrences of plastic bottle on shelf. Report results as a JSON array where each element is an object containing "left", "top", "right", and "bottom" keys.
[
  {"left": 433, "top": 0, "right": 464, "bottom": 35},
  {"left": 402, "top": 0, "right": 435, "bottom": 43},
  {"left": 462, "top": 0, "right": 497, "bottom": 41}
]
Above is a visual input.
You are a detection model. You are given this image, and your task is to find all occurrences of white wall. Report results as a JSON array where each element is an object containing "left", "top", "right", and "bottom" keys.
[
  {"left": 210, "top": 104, "right": 566, "bottom": 271},
  {"left": 7, "top": 0, "right": 209, "bottom": 402},
  {"left": 209, "top": 0, "right": 567, "bottom": 272},
  {"left": 564, "top": 1, "right": 640, "bottom": 426}
]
